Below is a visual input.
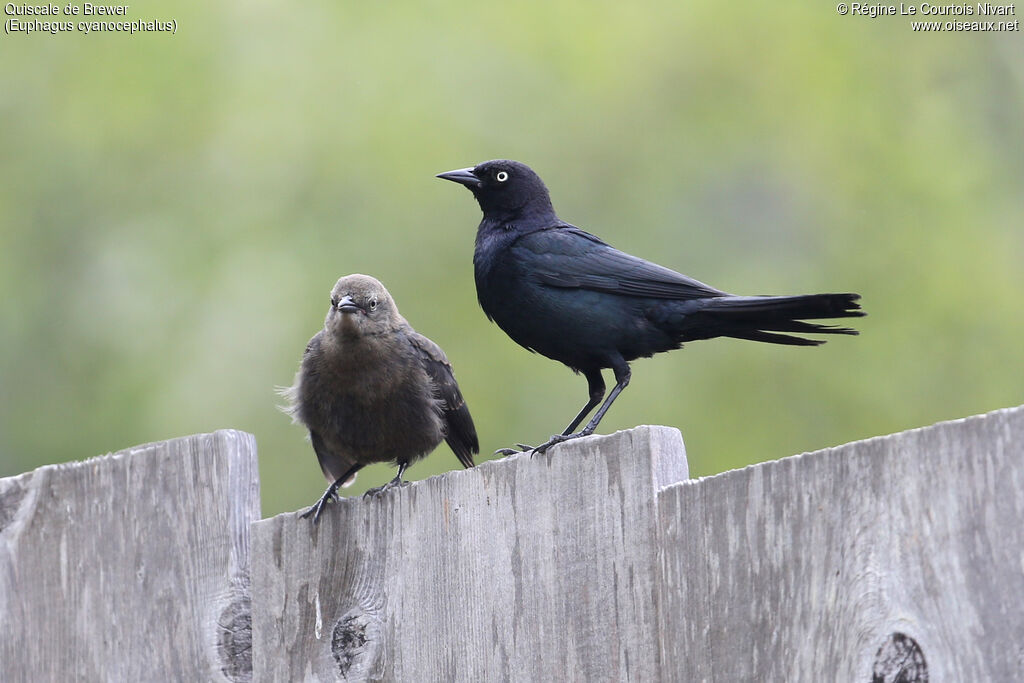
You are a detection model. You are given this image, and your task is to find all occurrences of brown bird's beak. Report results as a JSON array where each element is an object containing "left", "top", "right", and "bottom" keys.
[
  {"left": 335, "top": 295, "right": 361, "bottom": 313},
  {"left": 436, "top": 167, "right": 482, "bottom": 188}
]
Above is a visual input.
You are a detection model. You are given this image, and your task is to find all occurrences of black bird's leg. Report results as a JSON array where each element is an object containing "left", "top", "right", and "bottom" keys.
[
  {"left": 576, "top": 359, "right": 631, "bottom": 437},
  {"left": 301, "top": 463, "right": 363, "bottom": 525},
  {"left": 496, "top": 369, "right": 608, "bottom": 456},
  {"left": 532, "top": 358, "right": 632, "bottom": 455},
  {"left": 563, "top": 369, "right": 606, "bottom": 435},
  {"left": 364, "top": 461, "right": 410, "bottom": 497}
]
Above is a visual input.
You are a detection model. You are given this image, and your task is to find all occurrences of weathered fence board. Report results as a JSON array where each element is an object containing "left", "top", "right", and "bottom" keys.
[
  {"left": 657, "top": 405, "right": 1024, "bottom": 682},
  {"left": 0, "top": 429, "right": 260, "bottom": 682},
  {"left": 250, "top": 426, "right": 688, "bottom": 682},
  {"left": 5, "top": 406, "right": 1022, "bottom": 681}
]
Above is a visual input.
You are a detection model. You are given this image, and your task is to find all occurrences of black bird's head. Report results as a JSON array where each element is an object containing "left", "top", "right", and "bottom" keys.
[
  {"left": 325, "top": 274, "right": 401, "bottom": 339},
  {"left": 437, "top": 160, "right": 555, "bottom": 224}
]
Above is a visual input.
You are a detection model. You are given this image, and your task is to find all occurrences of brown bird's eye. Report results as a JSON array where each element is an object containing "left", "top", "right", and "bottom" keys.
[
  {"left": 331, "top": 296, "right": 339, "bottom": 306},
  {"left": 496, "top": 171, "right": 509, "bottom": 182}
]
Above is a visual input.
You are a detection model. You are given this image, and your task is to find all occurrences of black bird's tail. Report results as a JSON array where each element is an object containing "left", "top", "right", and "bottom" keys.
[{"left": 697, "top": 293, "right": 863, "bottom": 346}]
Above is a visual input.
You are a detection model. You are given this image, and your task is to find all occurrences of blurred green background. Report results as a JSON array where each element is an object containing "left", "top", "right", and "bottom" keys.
[{"left": 2, "top": 2, "right": 1022, "bottom": 516}]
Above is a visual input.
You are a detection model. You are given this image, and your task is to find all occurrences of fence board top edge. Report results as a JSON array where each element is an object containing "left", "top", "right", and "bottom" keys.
[
  {"left": 0, "top": 428, "right": 257, "bottom": 485},
  {"left": 658, "top": 402, "right": 1024, "bottom": 495},
  {"left": 255, "top": 424, "right": 684, "bottom": 527}
]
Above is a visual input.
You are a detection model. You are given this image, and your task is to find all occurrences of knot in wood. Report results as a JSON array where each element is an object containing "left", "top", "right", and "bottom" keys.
[
  {"left": 332, "top": 608, "right": 383, "bottom": 678},
  {"left": 871, "top": 632, "right": 928, "bottom": 683}
]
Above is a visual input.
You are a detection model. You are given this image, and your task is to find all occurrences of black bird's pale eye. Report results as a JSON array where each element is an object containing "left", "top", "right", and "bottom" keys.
[
  {"left": 369, "top": 297, "right": 379, "bottom": 311},
  {"left": 496, "top": 171, "right": 509, "bottom": 182}
]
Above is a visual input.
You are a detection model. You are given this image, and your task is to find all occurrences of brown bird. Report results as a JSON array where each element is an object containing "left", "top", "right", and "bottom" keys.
[{"left": 282, "top": 274, "right": 478, "bottom": 523}]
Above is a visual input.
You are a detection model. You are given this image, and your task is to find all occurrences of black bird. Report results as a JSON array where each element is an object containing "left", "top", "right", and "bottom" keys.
[
  {"left": 282, "top": 274, "right": 478, "bottom": 523},
  {"left": 437, "top": 160, "right": 862, "bottom": 454}
]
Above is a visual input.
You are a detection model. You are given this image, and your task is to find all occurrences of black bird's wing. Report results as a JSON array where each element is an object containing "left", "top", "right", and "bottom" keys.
[
  {"left": 408, "top": 332, "right": 479, "bottom": 469},
  {"left": 523, "top": 225, "right": 729, "bottom": 300},
  {"left": 518, "top": 225, "right": 861, "bottom": 346}
]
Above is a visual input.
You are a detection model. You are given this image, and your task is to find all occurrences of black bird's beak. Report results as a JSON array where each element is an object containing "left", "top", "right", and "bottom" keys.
[
  {"left": 436, "top": 167, "right": 482, "bottom": 188},
  {"left": 335, "top": 295, "right": 361, "bottom": 313}
]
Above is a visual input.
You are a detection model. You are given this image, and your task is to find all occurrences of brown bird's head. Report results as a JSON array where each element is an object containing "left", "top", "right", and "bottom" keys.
[{"left": 325, "top": 274, "right": 401, "bottom": 338}]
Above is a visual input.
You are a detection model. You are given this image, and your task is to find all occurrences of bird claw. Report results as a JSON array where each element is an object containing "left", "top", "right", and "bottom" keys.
[
  {"left": 494, "top": 443, "right": 537, "bottom": 457},
  {"left": 301, "top": 486, "right": 342, "bottom": 524},
  {"left": 496, "top": 432, "right": 589, "bottom": 458},
  {"left": 532, "top": 432, "right": 586, "bottom": 455},
  {"left": 531, "top": 438, "right": 558, "bottom": 456},
  {"left": 300, "top": 498, "right": 329, "bottom": 525},
  {"left": 363, "top": 478, "right": 409, "bottom": 498}
]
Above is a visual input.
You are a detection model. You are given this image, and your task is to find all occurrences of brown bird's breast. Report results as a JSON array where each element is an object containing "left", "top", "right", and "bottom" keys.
[{"left": 299, "top": 333, "right": 446, "bottom": 466}]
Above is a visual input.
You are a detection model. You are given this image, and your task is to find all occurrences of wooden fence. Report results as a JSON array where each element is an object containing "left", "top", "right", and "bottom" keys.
[{"left": 2, "top": 406, "right": 1022, "bottom": 681}]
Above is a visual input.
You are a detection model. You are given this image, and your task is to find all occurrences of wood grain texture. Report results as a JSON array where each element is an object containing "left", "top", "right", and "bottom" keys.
[
  {"left": 0, "top": 429, "right": 260, "bottom": 682},
  {"left": 12, "top": 404, "right": 1013, "bottom": 680},
  {"left": 251, "top": 426, "right": 688, "bottom": 682},
  {"left": 657, "top": 405, "right": 1024, "bottom": 682}
]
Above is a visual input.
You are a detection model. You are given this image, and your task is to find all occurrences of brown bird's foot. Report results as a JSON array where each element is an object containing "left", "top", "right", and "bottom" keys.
[
  {"left": 363, "top": 480, "right": 410, "bottom": 497},
  {"left": 362, "top": 468, "right": 410, "bottom": 498},
  {"left": 300, "top": 484, "right": 341, "bottom": 525},
  {"left": 300, "top": 465, "right": 362, "bottom": 525}
]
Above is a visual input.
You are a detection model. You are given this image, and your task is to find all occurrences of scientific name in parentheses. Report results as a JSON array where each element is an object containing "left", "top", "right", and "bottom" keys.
[
  {"left": 848, "top": 3, "right": 1016, "bottom": 15},
  {"left": 4, "top": 3, "right": 128, "bottom": 15}
]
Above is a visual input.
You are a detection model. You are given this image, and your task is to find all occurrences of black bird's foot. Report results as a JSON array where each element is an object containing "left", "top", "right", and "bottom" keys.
[
  {"left": 531, "top": 433, "right": 573, "bottom": 455},
  {"left": 494, "top": 443, "right": 534, "bottom": 457},
  {"left": 496, "top": 432, "right": 595, "bottom": 457},
  {"left": 532, "top": 428, "right": 599, "bottom": 455}
]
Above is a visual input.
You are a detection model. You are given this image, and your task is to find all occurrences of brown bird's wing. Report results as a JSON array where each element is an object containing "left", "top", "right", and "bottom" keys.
[{"left": 408, "top": 332, "right": 479, "bottom": 468}]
